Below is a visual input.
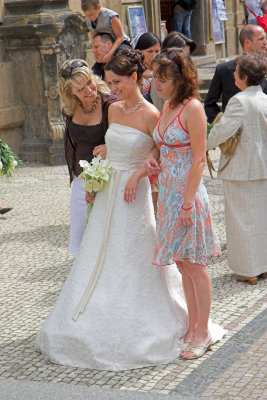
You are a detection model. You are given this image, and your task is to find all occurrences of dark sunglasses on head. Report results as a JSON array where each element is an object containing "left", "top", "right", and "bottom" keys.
[
  {"left": 61, "top": 61, "right": 84, "bottom": 80},
  {"left": 164, "top": 50, "right": 183, "bottom": 73}
]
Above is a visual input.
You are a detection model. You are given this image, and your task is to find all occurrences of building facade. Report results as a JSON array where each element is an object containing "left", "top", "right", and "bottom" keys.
[{"left": 0, "top": 0, "right": 245, "bottom": 163}]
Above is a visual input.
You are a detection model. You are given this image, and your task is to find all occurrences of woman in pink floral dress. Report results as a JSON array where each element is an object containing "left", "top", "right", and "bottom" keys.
[{"left": 145, "top": 49, "right": 221, "bottom": 360}]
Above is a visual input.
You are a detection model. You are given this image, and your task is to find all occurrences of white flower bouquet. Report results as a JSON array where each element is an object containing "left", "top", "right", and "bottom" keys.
[
  {"left": 0, "top": 139, "right": 21, "bottom": 177},
  {"left": 78, "top": 156, "right": 113, "bottom": 224}
]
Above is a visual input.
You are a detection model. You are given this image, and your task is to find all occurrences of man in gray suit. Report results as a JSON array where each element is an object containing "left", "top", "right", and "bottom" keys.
[{"left": 204, "top": 25, "right": 267, "bottom": 123}]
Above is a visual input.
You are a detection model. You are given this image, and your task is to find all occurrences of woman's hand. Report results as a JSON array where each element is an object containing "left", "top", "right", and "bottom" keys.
[
  {"left": 85, "top": 192, "right": 95, "bottom": 204},
  {"left": 179, "top": 207, "right": 194, "bottom": 227},
  {"left": 144, "top": 156, "right": 161, "bottom": 176},
  {"left": 93, "top": 144, "right": 107, "bottom": 159},
  {"left": 124, "top": 172, "right": 140, "bottom": 203}
]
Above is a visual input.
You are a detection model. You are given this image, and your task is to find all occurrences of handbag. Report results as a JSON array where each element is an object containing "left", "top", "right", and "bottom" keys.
[
  {"left": 206, "top": 112, "right": 242, "bottom": 179},
  {"left": 245, "top": 6, "right": 267, "bottom": 31}
]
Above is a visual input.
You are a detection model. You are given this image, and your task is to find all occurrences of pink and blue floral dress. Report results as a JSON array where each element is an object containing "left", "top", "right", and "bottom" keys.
[{"left": 153, "top": 100, "right": 221, "bottom": 266}]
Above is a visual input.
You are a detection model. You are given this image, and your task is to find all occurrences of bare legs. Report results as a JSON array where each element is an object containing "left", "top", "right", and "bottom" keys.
[{"left": 177, "top": 259, "right": 212, "bottom": 356}]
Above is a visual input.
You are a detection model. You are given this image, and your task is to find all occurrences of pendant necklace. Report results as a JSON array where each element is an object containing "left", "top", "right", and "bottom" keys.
[
  {"left": 78, "top": 95, "right": 100, "bottom": 115},
  {"left": 122, "top": 99, "right": 143, "bottom": 114}
]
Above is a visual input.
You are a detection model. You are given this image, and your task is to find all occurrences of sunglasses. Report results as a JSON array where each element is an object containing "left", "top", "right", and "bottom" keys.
[
  {"left": 61, "top": 61, "right": 84, "bottom": 80},
  {"left": 163, "top": 51, "right": 183, "bottom": 73}
]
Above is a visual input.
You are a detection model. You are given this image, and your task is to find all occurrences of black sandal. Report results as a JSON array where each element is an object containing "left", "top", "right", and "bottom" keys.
[{"left": 0, "top": 207, "right": 13, "bottom": 215}]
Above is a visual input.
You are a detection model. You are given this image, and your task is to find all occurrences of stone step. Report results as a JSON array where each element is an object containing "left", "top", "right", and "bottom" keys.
[
  {"left": 192, "top": 54, "right": 216, "bottom": 67},
  {"left": 197, "top": 66, "right": 217, "bottom": 100}
]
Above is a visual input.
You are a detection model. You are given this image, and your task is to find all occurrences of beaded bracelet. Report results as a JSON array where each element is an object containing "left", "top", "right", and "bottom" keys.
[{"left": 181, "top": 205, "right": 193, "bottom": 211}]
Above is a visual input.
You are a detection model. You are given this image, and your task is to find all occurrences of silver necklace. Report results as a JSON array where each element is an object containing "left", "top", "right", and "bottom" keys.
[{"left": 122, "top": 99, "right": 143, "bottom": 114}]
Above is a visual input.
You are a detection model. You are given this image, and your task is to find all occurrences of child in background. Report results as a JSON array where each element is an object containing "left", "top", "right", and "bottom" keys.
[{"left": 81, "top": 0, "right": 131, "bottom": 63}]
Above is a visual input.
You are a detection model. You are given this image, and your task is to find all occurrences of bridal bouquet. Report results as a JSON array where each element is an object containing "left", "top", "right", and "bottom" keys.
[
  {"left": 0, "top": 139, "right": 22, "bottom": 177},
  {"left": 78, "top": 156, "right": 113, "bottom": 224}
]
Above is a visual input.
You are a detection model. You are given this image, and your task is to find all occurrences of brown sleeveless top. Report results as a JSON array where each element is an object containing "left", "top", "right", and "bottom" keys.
[{"left": 64, "top": 94, "right": 117, "bottom": 184}]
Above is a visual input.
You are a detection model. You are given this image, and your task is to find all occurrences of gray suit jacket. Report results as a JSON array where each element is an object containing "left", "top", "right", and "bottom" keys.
[{"left": 207, "top": 86, "right": 267, "bottom": 181}]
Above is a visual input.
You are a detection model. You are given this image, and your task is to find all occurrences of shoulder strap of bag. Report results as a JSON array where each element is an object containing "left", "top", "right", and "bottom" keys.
[
  {"left": 206, "top": 151, "right": 232, "bottom": 179},
  {"left": 206, "top": 112, "right": 241, "bottom": 179}
]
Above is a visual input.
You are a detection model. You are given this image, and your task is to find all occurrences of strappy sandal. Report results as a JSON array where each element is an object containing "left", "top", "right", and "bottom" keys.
[
  {"left": 180, "top": 340, "right": 213, "bottom": 360},
  {"left": 181, "top": 341, "right": 191, "bottom": 352}
]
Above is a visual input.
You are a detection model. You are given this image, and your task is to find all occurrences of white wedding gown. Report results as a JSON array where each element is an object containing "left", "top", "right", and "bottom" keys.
[{"left": 36, "top": 123, "right": 224, "bottom": 370}]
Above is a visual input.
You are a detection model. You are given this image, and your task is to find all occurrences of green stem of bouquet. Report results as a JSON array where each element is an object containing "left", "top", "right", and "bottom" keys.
[{"left": 86, "top": 199, "right": 95, "bottom": 226}]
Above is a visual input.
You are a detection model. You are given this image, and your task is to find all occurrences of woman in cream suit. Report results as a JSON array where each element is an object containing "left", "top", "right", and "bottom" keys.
[{"left": 207, "top": 54, "right": 267, "bottom": 285}]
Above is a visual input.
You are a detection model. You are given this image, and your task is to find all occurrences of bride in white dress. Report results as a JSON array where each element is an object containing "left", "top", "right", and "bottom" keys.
[{"left": 36, "top": 50, "right": 224, "bottom": 370}]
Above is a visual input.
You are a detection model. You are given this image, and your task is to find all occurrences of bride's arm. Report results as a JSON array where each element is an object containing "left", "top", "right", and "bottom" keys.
[
  {"left": 124, "top": 145, "right": 159, "bottom": 203},
  {"left": 125, "top": 106, "right": 160, "bottom": 203},
  {"left": 144, "top": 145, "right": 161, "bottom": 176},
  {"left": 124, "top": 167, "right": 147, "bottom": 203},
  {"left": 144, "top": 106, "right": 161, "bottom": 175}
]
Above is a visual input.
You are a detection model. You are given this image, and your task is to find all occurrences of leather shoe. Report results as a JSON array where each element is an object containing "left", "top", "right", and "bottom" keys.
[{"left": 236, "top": 275, "right": 257, "bottom": 285}]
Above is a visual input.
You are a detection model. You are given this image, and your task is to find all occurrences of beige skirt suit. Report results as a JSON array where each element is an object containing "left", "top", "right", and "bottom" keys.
[{"left": 207, "top": 86, "right": 267, "bottom": 277}]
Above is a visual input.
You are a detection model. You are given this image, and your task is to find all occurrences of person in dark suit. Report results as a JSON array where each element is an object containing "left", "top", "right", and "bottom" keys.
[{"left": 204, "top": 24, "right": 267, "bottom": 123}]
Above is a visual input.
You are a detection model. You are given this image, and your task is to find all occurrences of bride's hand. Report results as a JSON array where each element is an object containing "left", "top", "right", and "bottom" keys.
[
  {"left": 144, "top": 157, "right": 161, "bottom": 176},
  {"left": 124, "top": 172, "right": 139, "bottom": 203},
  {"left": 93, "top": 144, "right": 106, "bottom": 159}
]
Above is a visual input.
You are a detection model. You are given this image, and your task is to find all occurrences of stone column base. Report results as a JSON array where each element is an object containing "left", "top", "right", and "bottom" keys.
[{"left": 21, "top": 139, "right": 65, "bottom": 165}]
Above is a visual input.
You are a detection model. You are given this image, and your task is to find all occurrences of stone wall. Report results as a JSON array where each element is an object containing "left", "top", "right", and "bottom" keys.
[{"left": 0, "top": 0, "right": 89, "bottom": 164}]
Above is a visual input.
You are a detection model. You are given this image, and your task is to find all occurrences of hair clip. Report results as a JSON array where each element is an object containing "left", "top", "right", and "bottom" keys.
[{"left": 61, "top": 61, "right": 84, "bottom": 80}]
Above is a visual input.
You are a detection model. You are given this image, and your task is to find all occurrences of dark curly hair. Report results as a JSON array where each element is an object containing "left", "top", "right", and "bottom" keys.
[
  {"left": 151, "top": 48, "right": 200, "bottom": 107},
  {"left": 236, "top": 54, "right": 267, "bottom": 86},
  {"left": 104, "top": 49, "right": 147, "bottom": 88}
]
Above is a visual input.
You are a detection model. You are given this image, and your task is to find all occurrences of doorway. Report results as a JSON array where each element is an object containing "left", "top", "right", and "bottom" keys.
[{"left": 160, "top": 0, "right": 173, "bottom": 34}]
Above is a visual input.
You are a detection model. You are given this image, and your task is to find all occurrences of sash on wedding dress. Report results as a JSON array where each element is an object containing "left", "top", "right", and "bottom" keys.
[{"left": 72, "top": 163, "right": 143, "bottom": 321}]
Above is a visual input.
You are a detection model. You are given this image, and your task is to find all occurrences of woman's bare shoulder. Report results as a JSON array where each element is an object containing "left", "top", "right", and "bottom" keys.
[
  {"left": 108, "top": 101, "right": 122, "bottom": 116},
  {"left": 109, "top": 101, "right": 122, "bottom": 110},
  {"left": 185, "top": 98, "right": 205, "bottom": 117},
  {"left": 143, "top": 100, "right": 161, "bottom": 120},
  {"left": 186, "top": 98, "right": 202, "bottom": 109}
]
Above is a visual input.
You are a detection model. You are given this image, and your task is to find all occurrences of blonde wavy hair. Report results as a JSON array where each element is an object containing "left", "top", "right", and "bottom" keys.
[{"left": 58, "top": 59, "right": 110, "bottom": 116}]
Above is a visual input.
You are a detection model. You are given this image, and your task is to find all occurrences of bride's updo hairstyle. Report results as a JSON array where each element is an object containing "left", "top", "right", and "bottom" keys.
[
  {"left": 151, "top": 48, "right": 200, "bottom": 108},
  {"left": 105, "top": 49, "right": 147, "bottom": 88}
]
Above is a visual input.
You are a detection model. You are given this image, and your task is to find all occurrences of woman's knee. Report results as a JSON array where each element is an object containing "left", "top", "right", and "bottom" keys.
[{"left": 183, "top": 260, "right": 207, "bottom": 278}]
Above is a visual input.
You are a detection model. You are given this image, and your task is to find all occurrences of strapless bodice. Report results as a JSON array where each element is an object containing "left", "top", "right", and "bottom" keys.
[{"left": 105, "top": 123, "right": 154, "bottom": 169}]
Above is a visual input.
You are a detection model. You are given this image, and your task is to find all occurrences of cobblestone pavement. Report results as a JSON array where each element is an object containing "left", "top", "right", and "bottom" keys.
[{"left": 0, "top": 151, "right": 266, "bottom": 400}]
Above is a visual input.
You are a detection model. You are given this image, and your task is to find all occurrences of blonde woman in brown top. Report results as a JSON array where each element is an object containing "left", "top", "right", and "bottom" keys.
[{"left": 58, "top": 59, "right": 116, "bottom": 254}]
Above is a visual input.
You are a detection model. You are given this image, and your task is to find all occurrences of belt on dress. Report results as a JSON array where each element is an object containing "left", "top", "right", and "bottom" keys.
[
  {"left": 159, "top": 141, "right": 190, "bottom": 148},
  {"left": 72, "top": 163, "right": 143, "bottom": 321}
]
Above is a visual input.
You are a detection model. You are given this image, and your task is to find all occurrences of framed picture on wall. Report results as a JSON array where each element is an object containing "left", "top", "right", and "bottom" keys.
[
  {"left": 161, "top": 21, "right": 167, "bottom": 41},
  {"left": 127, "top": 5, "right": 147, "bottom": 47},
  {"left": 211, "top": 0, "right": 225, "bottom": 43}
]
